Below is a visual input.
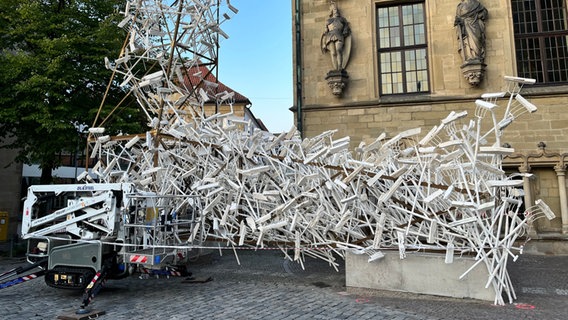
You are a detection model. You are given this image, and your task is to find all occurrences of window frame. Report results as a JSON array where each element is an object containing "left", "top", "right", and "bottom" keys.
[
  {"left": 512, "top": 0, "right": 568, "bottom": 85},
  {"left": 376, "top": 1, "right": 430, "bottom": 96}
]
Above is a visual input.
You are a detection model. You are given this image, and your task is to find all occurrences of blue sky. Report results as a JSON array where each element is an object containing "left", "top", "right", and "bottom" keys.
[{"left": 217, "top": 0, "right": 294, "bottom": 133}]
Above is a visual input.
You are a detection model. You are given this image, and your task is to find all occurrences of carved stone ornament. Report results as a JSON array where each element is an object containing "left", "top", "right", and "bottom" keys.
[
  {"left": 325, "top": 69, "right": 349, "bottom": 96},
  {"left": 461, "top": 61, "right": 486, "bottom": 86}
]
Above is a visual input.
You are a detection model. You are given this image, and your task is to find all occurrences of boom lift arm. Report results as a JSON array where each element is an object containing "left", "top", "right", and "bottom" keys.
[{"left": 21, "top": 183, "right": 135, "bottom": 240}]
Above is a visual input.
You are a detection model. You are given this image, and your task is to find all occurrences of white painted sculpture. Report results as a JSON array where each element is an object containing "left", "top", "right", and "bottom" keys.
[{"left": 80, "top": 0, "right": 553, "bottom": 305}]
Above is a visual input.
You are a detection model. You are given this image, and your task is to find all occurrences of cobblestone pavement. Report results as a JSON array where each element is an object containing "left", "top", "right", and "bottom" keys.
[{"left": 0, "top": 250, "right": 566, "bottom": 320}]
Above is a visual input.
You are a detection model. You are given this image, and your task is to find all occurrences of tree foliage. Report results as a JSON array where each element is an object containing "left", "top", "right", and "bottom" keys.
[{"left": 0, "top": 0, "right": 143, "bottom": 183}]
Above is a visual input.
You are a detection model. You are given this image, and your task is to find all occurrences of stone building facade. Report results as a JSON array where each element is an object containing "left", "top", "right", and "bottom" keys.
[{"left": 291, "top": 0, "right": 568, "bottom": 242}]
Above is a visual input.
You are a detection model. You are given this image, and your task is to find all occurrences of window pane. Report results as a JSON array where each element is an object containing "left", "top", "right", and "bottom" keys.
[
  {"left": 379, "top": 28, "right": 390, "bottom": 48},
  {"left": 380, "top": 53, "right": 391, "bottom": 72},
  {"left": 418, "top": 70, "right": 428, "bottom": 92},
  {"left": 389, "top": 7, "right": 399, "bottom": 25},
  {"left": 515, "top": 37, "right": 543, "bottom": 82},
  {"left": 541, "top": 0, "right": 566, "bottom": 32},
  {"left": 545, "top": 36, "right": 568, "bottom": 82},
  {"left": 378, "top": 8, "right": 389, "bottom": 28},
  {"left": 404, "top": 49, "right": 428, "bottom": 92},
  {"left": 414, "top": 24, "right": 425, "bottom": 44},
  {"left": 413, "top": 4, "right": 424, "bottom": 24},
  {"left": 416, "top": 49, "right": 427, "bottom": 69},
  {"left": 391, "top": 52, "right": 402, "bottom": 72},
  {"left": 402, "top": 5, "right": 413, "bottom": 25},
  {"left": 390, "top": 27, "right": 401, "bottom": 47},
  {"left": 404, "top": 25, "right": 414, "bottom": 46},
  {"left": 392, "top": 73, "right": 404, "bottom": 94},
  {"left": 512, "top": 0, "right": 538, "bottom": 34},
  {"left": 405, "top": 50, "right": 416, "bottom": 70},
  {"left": 382, "top": 77, "right": 391, "bottom": 94}
]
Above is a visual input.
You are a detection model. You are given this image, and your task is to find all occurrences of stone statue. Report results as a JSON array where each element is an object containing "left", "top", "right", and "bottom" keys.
[
  {"left": 321, "top": 2, "right": 351, "bottom": 96},
  {"left": 454, "top": 0, "right": 488, "bottom": 86},
  {"left": 454, "top": 0, "right": 488, "bottom": 64},
  {"left": 321, "top": 2, "right": 351, "bottom": 71}
]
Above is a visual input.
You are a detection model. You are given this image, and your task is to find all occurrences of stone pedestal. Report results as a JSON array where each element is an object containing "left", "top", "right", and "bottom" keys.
[
  {"left": 325, "top": 69, "right": 349, "bottom": 96},
  {"left": 346, "top": 251, "right": 495, "bottom": 301},
  {"left": 461, "top": 61, "right": 486, "bottom": 86}
]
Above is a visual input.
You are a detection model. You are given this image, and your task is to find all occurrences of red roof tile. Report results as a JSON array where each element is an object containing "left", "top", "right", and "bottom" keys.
[{"left": 182, "top": 64, "right": 251, "bottom": 105}]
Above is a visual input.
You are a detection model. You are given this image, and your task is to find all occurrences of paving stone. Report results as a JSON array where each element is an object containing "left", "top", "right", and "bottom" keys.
[{"left": 1, "top": 252, "right": 567, "bottom": 319}]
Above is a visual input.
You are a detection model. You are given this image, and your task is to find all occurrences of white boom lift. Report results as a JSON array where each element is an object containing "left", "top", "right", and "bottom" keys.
[{"left": 20, "top": 183, "right": 201, "bottom": 291}]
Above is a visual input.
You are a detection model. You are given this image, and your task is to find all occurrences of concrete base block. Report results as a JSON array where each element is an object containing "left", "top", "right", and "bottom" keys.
[{"left": 346, "top": 251, "right": 495, "bottom": 301}]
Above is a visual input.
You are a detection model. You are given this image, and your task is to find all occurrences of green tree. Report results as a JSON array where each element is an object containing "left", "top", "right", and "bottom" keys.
[{"left": 0, "top": 0, "right": 142, "bottom": 184}]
